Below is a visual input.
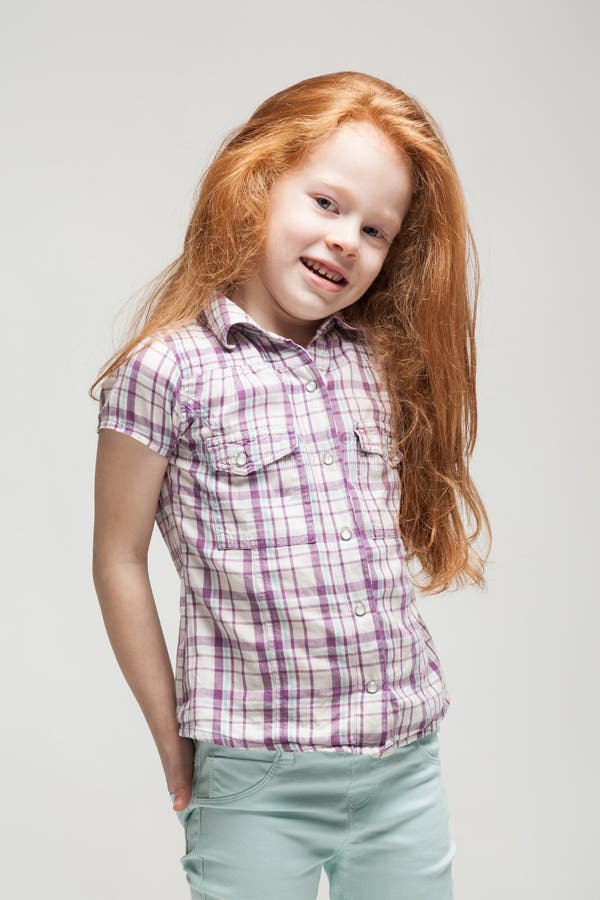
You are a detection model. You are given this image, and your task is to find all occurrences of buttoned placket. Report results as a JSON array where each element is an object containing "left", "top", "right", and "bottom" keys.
[
  {"left": 299, "top": 366, "right": 384, "bottom": 719},
  {"left": 211, "top": 313, "right": 400, "bottom": 750}
]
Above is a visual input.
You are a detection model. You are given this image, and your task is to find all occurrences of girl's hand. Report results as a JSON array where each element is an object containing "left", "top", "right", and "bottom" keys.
[{"left": 163, "top": 735, "right": 195, "bottom": 812}]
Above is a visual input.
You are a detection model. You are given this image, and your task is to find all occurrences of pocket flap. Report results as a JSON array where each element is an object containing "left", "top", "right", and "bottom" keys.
[
  {"left": 353, "top": 420, "right": 403, "bottom": 467},
  {"left": 206, "top": 429, "right": 299, "bottom": 474}
]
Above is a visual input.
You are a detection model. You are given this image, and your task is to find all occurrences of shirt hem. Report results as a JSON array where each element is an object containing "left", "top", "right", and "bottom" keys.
[{"left": 177, "top": 696, "right": 450, "bottom": 759}]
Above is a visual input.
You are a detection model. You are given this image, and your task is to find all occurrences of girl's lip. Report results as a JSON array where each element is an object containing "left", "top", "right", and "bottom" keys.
[
  {"left": 299, "top": 258, "right": 347, "bottom": 293},
  {"left": 300, "top": 256, "right": 348, "bottom": 282}
]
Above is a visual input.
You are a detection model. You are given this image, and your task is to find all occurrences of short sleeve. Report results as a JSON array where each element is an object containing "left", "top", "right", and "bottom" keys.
[{"left": 97, "top": 338, "right": 183, "bottom": 458}]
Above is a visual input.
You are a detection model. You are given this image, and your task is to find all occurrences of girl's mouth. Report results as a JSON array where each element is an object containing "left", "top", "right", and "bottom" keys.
[{"left": 299, "top": 257, "right": 348, "bottom": 292}]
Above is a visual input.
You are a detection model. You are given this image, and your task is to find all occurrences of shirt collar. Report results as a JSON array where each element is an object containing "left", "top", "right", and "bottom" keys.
[{"left": 199, "top": 292, "right": 363, "bottom": 350}]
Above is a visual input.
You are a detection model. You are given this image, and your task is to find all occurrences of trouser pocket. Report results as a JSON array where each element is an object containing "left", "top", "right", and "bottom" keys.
[
  {"left": 191, "top": 741, "right": 287, "bottom": 806},
  {"left": 412, "top": 728, "right": 442, "bottom": 765}
]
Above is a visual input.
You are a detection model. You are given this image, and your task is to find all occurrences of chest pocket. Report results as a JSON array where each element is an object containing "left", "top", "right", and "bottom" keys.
[
  {"left": 204, "top": 428, "right": 318, "bottom": 550},
  {"left": 352, "top": 420, "right": 404, "bottom": 540}
]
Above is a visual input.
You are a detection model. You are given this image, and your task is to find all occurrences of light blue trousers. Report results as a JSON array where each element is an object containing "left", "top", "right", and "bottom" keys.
[{"left": 170, "top": 728, "right": 456, "bottom": 899}]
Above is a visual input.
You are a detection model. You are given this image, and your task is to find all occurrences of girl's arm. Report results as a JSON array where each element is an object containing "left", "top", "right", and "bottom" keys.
[{"left": 92, "top": 428, "right": 194, "bottom": 811}]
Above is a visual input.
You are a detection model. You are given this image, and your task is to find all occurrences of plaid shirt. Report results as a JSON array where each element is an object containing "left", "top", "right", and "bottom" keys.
[{"left": 97, "top": 292, "right": 450, "bottom": 756}]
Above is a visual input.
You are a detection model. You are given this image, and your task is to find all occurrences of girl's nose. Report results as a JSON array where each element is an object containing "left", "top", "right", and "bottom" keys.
[{"left": 325, "top": 228, "right": 360, "bottom": 257}]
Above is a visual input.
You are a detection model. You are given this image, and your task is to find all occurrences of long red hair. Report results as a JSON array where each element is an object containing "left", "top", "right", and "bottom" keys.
[{"left": 90, "top": 70, "right": 491, "bottom": 595}]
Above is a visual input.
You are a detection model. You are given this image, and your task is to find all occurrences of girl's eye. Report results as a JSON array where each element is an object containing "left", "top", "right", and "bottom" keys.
[
  {"left": 313, "top": 196, "right": 387, "bottom": 241},
  {"left": 363, "top": 225, "right": 386, "bottom": 241},
  {"left": 315, "top": 196, "right": 336, "bottom": 212}
]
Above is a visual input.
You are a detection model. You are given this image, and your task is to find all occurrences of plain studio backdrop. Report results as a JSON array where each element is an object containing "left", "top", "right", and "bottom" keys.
[{"left": 1, "top": 1, "right": 598, "bottom": 897}]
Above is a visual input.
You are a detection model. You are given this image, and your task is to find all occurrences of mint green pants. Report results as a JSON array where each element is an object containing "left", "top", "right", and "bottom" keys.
[{"left": 170, "top": 729, "right": 456, "bottom": 899}]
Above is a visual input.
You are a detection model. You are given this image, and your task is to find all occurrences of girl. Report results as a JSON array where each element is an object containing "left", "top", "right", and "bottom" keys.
[{"left": 91, "top": 71, "right": 490, "bottom": 900}]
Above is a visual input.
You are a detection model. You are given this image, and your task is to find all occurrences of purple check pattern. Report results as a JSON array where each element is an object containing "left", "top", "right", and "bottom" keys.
[{"left": 97, "top": 292, "right": 450, "bottom": 756}]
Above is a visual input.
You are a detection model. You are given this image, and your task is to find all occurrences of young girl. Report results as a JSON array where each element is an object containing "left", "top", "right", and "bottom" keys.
[{"left": 92, "top": 70, "right": 490, "bottom": 900}]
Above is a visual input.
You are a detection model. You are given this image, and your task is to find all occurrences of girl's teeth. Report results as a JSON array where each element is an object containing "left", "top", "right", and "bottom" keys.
[{"left": 302, "top": 258, "right": 343, "bottom": 283}]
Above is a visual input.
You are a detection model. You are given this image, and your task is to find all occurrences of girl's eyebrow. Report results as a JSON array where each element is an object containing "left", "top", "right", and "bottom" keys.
[{"left": 315, "top": 178, "right": 403, "bottom": 229}]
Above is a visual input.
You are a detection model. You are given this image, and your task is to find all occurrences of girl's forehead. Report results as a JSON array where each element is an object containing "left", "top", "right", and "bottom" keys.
[
  {"left": 311, "top": 120, "right": 395, "bottom": 154},
  {"left": 274, "top": 123, "right": 412, "bottom": 220},
  {"left": 300, "top": 124, "right": 403, "bottom": 173}
]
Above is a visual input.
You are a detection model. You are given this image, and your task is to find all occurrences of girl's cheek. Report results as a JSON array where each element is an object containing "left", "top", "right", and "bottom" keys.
[{"left": 295, "top": 208, "right": 322, "bottom": 234}]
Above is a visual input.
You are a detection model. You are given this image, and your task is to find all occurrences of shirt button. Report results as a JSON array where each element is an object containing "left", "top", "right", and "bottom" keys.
[
  {"left": 339, "top": 527, "right": 353, "bottom": 540},
  {"left": 235, "top": 451, "right": 247, "bottom": 466},
  {"left": 354, "top": 602, "right": 366, "bottom": 616},
  {"left": 323, "top": 451, "right": 334, "bottom": 465},
  {"left": 305, "top": 379, "right": 318, "bottom": 392},
  {"left": 200, "top": 425, "right": 211, "bottom": 439},
  {"left": 366, "top": 680, "right": 379, "bottom": 694}
]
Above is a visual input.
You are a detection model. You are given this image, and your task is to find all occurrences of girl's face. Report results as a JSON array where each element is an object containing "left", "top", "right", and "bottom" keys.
[{"left": 230, "top": 120, "right": 413, "bottom": 348}]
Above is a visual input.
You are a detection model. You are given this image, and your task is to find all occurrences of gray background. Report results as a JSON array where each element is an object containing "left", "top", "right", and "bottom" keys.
[{"left": 1, "top": 0, "right": 598, "bottom": 897}]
